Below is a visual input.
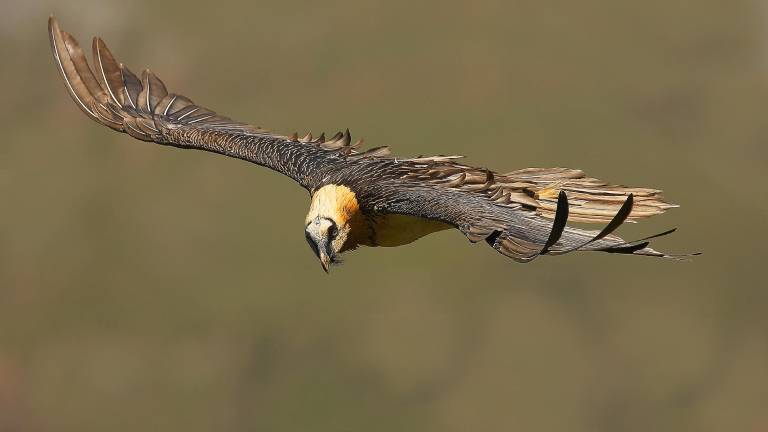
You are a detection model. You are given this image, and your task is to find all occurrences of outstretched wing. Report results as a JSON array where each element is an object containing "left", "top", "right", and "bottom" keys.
[
  {"left": 397, "top": 162, "right": 678, "bottom": 223},
  {"left": 48, "top": 16, "right": 379, "bottom": 190},
  {"left": 333, "top": 154, "right": 694, "bottom": 262}
]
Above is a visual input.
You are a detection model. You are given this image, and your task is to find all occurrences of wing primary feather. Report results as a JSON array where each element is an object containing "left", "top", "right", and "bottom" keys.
[
  {"left": 605, "top": 241, "right": 651, "bottom": 254},
  {"left": 604, "top": 228, "right": 677, "bottom": 250},
  {"left": 92, "top": 37, "right": 122, "bottom": 105},
  {"left": 540, "top": 190, "right": 569, "bottom": 254},
  {"left": 587, "top": 193, "right": 635, "bottom": 243},
  {"left": 510, "top": 189, "right": 569, "bottom": 262},
  {"left": 120, "top": 65, "right": 141, "bottom": 109},
  {"left": 163, "top": 95, "right": 178, "bottom": 116},
  {"left": 141, "top": 69, "right": 152, "bottom": 112},
  {"left": 549, "top": 193, "right": 634, "bottom": 255},
  {"left": 186, "top": 114, "right": 216, "bottom": 124},
  {"left": 176, "top": 107, "right": 199, "bottom": 120},
  {"left": 60, "top": 31, "right": 108, "bottom": 104},
  {"left": 48, "top": 17, "right": 99, "bottom": 121}
]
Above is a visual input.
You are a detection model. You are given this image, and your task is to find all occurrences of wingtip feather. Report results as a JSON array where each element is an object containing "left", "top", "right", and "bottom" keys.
[{"left": 48, "top": 16, "right": 101, "bottom": 121}]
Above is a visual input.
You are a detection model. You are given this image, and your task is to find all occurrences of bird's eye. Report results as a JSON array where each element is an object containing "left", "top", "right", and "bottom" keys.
[{"left": 328, "top": 222, "right": 338, "bottom": 239}]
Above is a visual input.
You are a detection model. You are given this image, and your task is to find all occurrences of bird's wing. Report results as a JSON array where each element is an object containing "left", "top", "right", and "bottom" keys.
[
  {"left": 337, "top": 157, "right": 693, "bottom": 262},
  {"left": 48, "top": 17, "right": 379, "bottom": 190}
]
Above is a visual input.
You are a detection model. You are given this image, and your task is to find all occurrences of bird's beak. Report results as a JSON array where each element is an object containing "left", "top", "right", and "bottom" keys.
[{"left": 319, "top": 251, "right": 331, "bottom": 273}]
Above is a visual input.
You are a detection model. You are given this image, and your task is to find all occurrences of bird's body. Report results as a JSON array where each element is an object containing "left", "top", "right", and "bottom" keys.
[
  {"left": 308, "top": 184, "right": 452, "bottom": 249},
  {"left": 48, "top": 17, "right": 694, "bottom": 272}
]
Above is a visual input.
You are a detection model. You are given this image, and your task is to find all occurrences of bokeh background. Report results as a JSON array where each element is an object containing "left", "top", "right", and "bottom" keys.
[{"left": 1, "top": 0, "right": 767, "bottom": 431}]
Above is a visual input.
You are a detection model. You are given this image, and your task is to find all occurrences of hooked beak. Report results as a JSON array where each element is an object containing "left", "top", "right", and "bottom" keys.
[
  {"left": 319, "top": 251, "right": 331, "bottom": 273},
  {"left": 306, "top": 216, "right": 339, "bottom": 274},
  {"left": 306, "top": 221, "right": 333, "bottom": 273}
]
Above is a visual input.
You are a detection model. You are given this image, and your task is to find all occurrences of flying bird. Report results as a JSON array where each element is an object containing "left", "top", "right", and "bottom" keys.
[{"left": 48, "top": 17, "right": 694, "bottom": 272}]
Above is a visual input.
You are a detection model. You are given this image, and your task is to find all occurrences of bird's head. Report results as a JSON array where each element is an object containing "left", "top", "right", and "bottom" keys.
[{"left": 304, "top": 184, "right": 362, "bottom": 272}]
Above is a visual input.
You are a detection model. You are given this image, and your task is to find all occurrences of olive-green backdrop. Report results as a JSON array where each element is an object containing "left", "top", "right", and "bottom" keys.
[{"left": 1, "top": 0, "right": 766, "bottom": 431}]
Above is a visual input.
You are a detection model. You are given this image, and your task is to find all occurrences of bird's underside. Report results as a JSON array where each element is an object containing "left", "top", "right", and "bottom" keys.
[{"left": 48, "top": 16, "right": 695, "bottom": 269}]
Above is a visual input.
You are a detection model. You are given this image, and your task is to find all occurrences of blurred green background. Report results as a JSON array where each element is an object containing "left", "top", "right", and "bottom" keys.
[{"left": 1, "top": 0, "right": 767, "bottom": 431}]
